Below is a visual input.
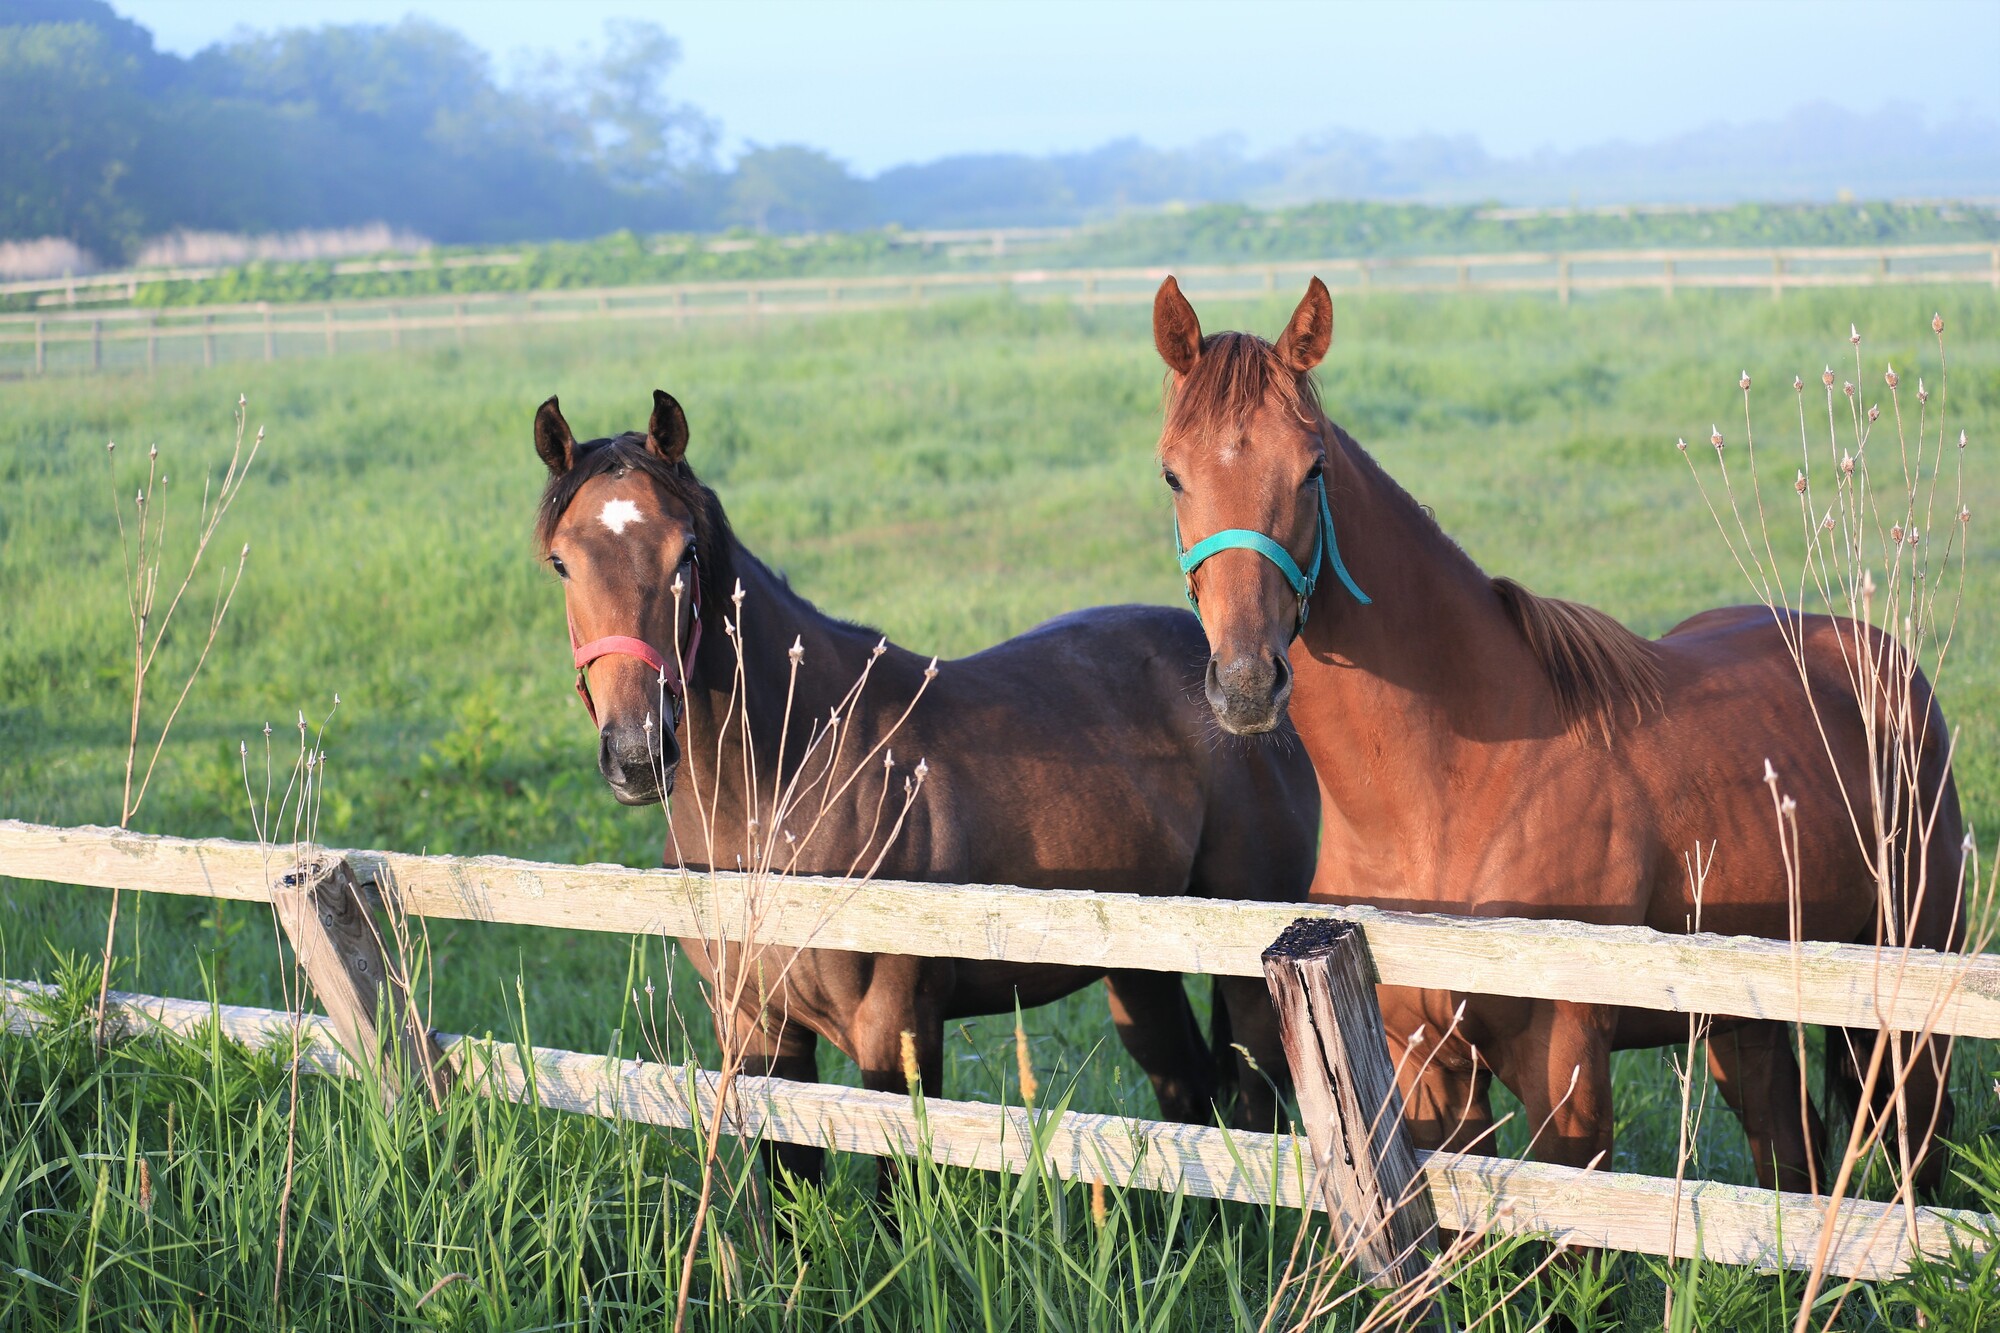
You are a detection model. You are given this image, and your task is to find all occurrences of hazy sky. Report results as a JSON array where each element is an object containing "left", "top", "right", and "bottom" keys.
[{"left": 116, "top": 0, "right": 2000, "bottom": 173}]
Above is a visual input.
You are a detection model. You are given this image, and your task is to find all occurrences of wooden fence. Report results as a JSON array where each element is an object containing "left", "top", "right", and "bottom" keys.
[
  {"left": 5, "top": 242, "right": 1997, "bottom": 379},
  {"left": 1, "top": 817, "right": 1993, "bottom": 1282}
]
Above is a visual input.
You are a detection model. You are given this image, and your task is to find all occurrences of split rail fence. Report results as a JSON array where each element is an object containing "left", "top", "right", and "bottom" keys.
[
  {"left": 2, "top": 816, "right": 1995, "bottom": 1284},
  {"left": 5, "top": 242, "right": 1997, "bottom": 379}
]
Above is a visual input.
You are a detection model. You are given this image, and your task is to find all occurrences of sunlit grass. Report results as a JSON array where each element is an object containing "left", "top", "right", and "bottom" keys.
[{"left": 3, "top": 285, "right": 1999, "bottom": 1326}]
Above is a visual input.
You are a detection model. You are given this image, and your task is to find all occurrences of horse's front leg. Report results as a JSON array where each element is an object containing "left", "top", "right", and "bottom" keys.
[
  {"left": 1103, "top": 969, "right": 1218, "bottom": 1124},
  {"left": 1492, "top": 999, "right": 1617, "bottom": 1170},
  {"left": 723, "top": 1004, "right": 826, "bottom": 1189},
  {"left": 851, "top": 957, "right": 947, "bottom": 1200}
]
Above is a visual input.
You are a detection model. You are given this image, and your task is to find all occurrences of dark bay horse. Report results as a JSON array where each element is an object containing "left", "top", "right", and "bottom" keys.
[
  {"left": 531, "top": 391, "right": 1319, "bottom": 1181},
  {"left": 1148, "top": 276, "right": 1962, "bottom": 1191}
]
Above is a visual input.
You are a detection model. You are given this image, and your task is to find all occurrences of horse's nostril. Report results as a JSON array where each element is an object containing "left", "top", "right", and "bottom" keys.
[{"left": 1269, "top": 653, "right": 1291, "bottom": 696}]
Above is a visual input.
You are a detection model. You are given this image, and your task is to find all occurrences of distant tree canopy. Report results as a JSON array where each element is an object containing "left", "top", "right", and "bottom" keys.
[
  {"left": 0, "top": 1, "right": 718, "bottom": 256},
  {"left": 5, "top": 2, "right": 1998, "bottom": 260}
]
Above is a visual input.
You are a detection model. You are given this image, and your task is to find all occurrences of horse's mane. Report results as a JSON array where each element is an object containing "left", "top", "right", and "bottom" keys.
[
  {"left": 1492, "top": 578, "right": 1664, "bottom": 743},
  {"left": 534, "top": 433, "right": 735, "bottom": 617}
]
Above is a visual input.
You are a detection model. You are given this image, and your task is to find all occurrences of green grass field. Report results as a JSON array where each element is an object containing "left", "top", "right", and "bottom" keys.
[{"left": 4, "top": 287, "right": 2000, "bottom": 1328}]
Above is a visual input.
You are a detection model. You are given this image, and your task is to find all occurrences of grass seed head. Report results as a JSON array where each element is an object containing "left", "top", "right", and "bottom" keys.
[
  {"left": 1843, "top": 380, "right": 1856, "bottom": 398},
  {"left": 1793, "top": 375, "right": 1803, "bottom": 392},
  {"left": 1885, "top": 364, "right": 1898, "bottom": 388},
  {"left": 1710, "top": 425, "right": 1724, "bottom": 451},
  {"left": 1823, "top": 366, "right": 1835, "bottom": 388},
  {"left": 1739, "top": 370, "right": 1751, "bottom": 391},
  {"left": 1934, "top": 312, "right": 1946, "bottom": 334},
  {"left": 1840, "top": 450, "right": 1854, "bottom": 475},
  {"left": 1850, "top": 323, "right": 1861, "bottom": 345},
  {"left": 1919, "top": 378, "right": 1929, "bottom": 404},
  {"left": 1795, "top": 470, "right": 1806, "bottom": 494},
  {"left": 1675, "top": 437, "right": 1688, "bottom": 453},
  {"left": 1868, "top": 403, "right": 1880, "bottom": 423},
  {"left": 1891, "top": 524, "right": 1904, "bottom": 544},
  {"left": 1014, "top": 1016, "right": 1037, "bottom": 1106},
  {"left": 1821, "top": 510, "right": 1835, "bottom": 531},
  {"left": 899, "top": 1030, "right": 920, "bottom": 1089}
]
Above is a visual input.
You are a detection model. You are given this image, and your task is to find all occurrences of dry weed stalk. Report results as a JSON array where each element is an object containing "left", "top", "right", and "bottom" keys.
[
  {"left": 651, "top": 575, "right": 937, "bottom": 1333},
  {"left": 1682, "top": 318, "right": 1995, "bottom": 1331},
  {"left": 94, "top": 398, "right": 261, "bottom": 1033},
  {"left": 1664, "top": 841, "right": 1718, "bottom": 1328}
]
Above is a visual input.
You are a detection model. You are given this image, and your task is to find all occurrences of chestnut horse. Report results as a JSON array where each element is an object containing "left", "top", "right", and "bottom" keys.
[
  {"left": 531, "top": 391, "right": 1319, "bottom": 1183},
  {"left": 1148, "top": 276, "right": 1961, "bottom": 1191}
]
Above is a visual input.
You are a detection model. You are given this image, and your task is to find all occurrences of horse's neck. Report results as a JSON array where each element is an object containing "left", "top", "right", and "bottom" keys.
[
  {"left": 674, "top": 544, "right": 891, "bottom": 854},
  {"left": 1295, "top": 427, "right": 1554, "bottom": 837}
]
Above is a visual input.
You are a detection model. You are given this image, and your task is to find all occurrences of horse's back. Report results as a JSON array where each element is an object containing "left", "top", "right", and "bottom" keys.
[
  {"left": 1649, "top": 602, "right": 1961, "bottom": 950},
  {"left": 912, "top": 603, "right": 1317, "bottom": 899}
]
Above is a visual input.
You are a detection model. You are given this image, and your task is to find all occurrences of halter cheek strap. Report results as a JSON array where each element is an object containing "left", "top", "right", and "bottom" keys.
[
  {"left": 1174, "top": 474, "right": 1370, "bottom": 641},
  {"left": 567, "top": 563, "right": 704, "bottom": 728}
]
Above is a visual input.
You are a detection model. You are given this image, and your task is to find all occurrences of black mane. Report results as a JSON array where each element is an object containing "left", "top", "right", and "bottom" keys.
[{"left": 534, "top": 433, "right": 735, "bottom": 619}]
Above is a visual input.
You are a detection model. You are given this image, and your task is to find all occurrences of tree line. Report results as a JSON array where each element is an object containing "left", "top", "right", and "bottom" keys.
[{"left": 6, "top": 2, "right": 1998, "bottom": 264}]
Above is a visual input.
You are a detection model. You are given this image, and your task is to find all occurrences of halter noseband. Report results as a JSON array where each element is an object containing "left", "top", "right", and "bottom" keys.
[
  {"left": 1174, "top": 473, "right": 1370, "bottom": 640},
  {"left": 566, "top": 560, "right": 704, "bottom": 728}
]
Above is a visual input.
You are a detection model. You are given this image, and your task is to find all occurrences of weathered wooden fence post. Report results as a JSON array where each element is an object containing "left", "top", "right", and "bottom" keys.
[
  {"left": 1264, "top": 918, "right": 1439, "bottom": 1292},
  {"left": 272, "top": 855, "right": 454, "bottom": 1111}
]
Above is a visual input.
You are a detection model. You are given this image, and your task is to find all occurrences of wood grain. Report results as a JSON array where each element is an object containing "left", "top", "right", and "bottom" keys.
[
  {"left": 4, "top": 820, "right": 1994, "bottom": 1038},
  {"left": 270, "top": 855, "right": 454, "bottom": 1110},
  {"left": 1265, "top": 919, "right": 1438, "bottom": 1286}
]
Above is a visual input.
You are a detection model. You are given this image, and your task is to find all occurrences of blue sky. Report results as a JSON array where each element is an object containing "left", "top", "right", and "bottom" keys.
[{"left": 116, "top": 0, "right": 1999, "bottom": 174}]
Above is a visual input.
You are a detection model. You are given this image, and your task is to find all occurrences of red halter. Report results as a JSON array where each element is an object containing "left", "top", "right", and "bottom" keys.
[{"left": 566, "top": 565, "right": 704, "bottom": 728}]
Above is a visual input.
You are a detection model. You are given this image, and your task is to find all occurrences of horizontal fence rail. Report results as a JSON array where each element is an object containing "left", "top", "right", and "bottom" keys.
[
  {"left": 4, "top": 820, "right": 1995, "bottom": 1038},
  {"left": 1, "top": 979, "right": 1979, "bottom": 1281},
  {"left": 4, "top": 242, "right": 1996, "bottom": 378}
]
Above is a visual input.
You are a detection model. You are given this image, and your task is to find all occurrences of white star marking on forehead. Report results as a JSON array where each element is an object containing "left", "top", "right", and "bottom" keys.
[{"left": 599, "top": 498, "right": 644, "bottom": 535}]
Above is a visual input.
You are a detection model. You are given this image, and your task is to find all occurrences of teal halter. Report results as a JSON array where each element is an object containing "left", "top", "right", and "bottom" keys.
[{"left": 1174, "top": 474, "right": 1370, "bottom": 640}]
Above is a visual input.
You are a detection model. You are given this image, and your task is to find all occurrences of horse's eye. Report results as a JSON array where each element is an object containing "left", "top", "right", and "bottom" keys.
[
  {"left": 548, "top": 554, "right": 569, "bottom": 579},
  {"left": 679, "top": 543, "right": 698, "bottom": 568},
  {"left": 1303, "top": 458, "right": 1324, "bottom": 486},
  {"left": 1162, "top": 469, "right": 1183, "bottom": 493}
]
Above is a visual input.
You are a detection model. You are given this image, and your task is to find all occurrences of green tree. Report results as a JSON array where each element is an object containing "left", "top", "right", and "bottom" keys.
[
  {"left": 0, "top": 19, "right": 148, "bottom": 256},
  {"left": 729, "top": 144, "right": 872, "bottom": 233}
]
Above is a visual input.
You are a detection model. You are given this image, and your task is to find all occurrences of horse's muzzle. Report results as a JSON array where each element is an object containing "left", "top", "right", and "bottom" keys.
[
  {"left": 599, "top": 723, "right": 678, "bottom": 804},
  {"left": 1204, "top": 650, "right": 1292, "bottom": 735}
]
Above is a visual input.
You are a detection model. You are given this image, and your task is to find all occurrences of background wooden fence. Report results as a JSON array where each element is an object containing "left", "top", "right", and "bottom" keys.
[
  {"left": 1, "top": 817, "right": 1993, "bottom": 1282},
  {"left": 5, "top": 242, "right": 1997, "bottom": 379}
]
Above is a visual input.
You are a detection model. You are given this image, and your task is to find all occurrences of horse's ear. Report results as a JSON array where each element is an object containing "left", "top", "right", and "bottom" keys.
[
  {"left": 1273, "top": 277, "right": 1333, "bottom": 373},
  {"left": 645, "top": 390, "right": 689, "bottom": 464},
  {"left": 534, "top": 395, "right": 575, "bottom": 475},
  {"left": 1152, "top": 276, "right": 1202, "bottom": 376}
]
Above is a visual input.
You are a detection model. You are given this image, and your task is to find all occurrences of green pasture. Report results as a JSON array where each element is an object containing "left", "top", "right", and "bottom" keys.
[{"left": 4, "top": 287, "right": 2000, "bottom": 1328}]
